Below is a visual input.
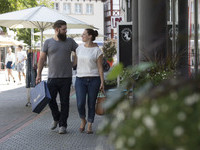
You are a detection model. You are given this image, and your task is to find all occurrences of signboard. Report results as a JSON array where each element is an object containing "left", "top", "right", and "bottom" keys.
[
  {"left": 117, "top": 22, "right": 132, "bottom": 67},
  {"left": 111, "top": 16, "right": 123, "bottom": 29}
]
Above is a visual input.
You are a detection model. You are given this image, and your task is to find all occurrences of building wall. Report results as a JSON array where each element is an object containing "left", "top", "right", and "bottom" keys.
[
  {"left": 51, "top": 0, "right": 104, "bottom": 36},
  {"left": 188, "top": 0, "right": 200, "bottom": 75},
  {"left": 104, "top": 0, "right": 120, "bottom": 39}
]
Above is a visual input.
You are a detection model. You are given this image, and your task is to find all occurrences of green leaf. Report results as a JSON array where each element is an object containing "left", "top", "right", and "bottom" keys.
[
  {"left": 107, "top": 63, "right": 123, "bottom": 80},
  {"left": 133, "top": 62, "right": 154, "bottom": 72}
]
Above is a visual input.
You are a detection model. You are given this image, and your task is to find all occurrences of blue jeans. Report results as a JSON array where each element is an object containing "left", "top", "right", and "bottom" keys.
[
  {"left": 75, "top": 77, "right": 101, "bottom": 123},
  {"left": 47, "top": 78, "right": 72, "bottom": 127}
]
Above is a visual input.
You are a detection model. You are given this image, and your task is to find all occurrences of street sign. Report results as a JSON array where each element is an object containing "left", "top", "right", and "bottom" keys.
[
  {"left": 117, "top": 22, "right": 132, "bottom": 67},
  {"left": 111, "top": 16, "right": 122, "bottom": 29}
]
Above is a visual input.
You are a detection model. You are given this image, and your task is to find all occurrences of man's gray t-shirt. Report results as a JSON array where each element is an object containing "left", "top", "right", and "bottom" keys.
[{"left": 42, "top": 38, "right": 78, "bottom": 78}]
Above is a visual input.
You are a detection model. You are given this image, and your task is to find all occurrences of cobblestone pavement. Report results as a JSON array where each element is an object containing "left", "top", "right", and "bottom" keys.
[
  {"left": 0, "top": 68, "right": 114, "bottom": 150},
  {"left": 0, "top": 69, "right": 37, "bottom": 140}
]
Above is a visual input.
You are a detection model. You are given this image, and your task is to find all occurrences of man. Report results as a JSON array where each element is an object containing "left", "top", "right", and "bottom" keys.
[
  {"left": 16, "top": 45, "right": 27, "bottom": 84},
  {"left": 36, "top": 20, "right": 78, "bottom": 134}
]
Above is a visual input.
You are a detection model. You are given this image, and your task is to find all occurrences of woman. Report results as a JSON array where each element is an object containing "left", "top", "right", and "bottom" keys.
[
  {"left": 75, "top": 29, "right": 104, "bottom": 134},
  {"left": 5, "top": 47, "right": 16, "bottom": 83}
]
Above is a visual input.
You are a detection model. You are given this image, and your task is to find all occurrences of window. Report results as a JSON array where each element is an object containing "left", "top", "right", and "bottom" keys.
[
  {"left": 113, "top": 0, "right": 119, "bottom": 9},
  {"left": 75, "top": 4, "right": 82, "bottom": 14},
  {"left": 86, "top": 4, "right": 93, "bottom": 14},
  {"left": 54, "top": 3, "right": 59, "bottom": 11},
  {"left": 63, "top": 3, "right": 71, "bottom": 14}
]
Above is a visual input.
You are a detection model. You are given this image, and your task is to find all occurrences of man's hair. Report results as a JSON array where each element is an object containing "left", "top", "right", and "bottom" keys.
[
  {"left": 53, "top": 20, "right": 67, "bottom": 29},
  {"left": 18, "top": 45, "right": 23, "bottom": 49}
]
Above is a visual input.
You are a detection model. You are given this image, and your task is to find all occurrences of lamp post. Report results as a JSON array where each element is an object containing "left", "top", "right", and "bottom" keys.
[
  {"left": 172, "top": 0, "right": 176, "bottom": 56},
  {"left": 132, "top": 0, "right": 139, "bottom": 65},
  {"left": 194, "top": 0, "right": 199, "bottom": 76},
  {"left": 176, "top": 0, "right": 188, "bottom": 77}
]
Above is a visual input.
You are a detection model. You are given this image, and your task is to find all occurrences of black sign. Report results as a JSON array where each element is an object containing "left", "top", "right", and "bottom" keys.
[{"left": 118, "top": 23, "right": 132, "bottom": 67}]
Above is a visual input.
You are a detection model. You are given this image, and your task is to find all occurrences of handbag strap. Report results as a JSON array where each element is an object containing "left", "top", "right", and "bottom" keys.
[{"left": 98, "top": 91, "right": 106, "bottom": 98}]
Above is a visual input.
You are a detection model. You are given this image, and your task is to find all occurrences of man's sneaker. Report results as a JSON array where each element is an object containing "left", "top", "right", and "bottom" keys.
[
  {"left": 25, "top": 102, "right": 31, "bottom": 107},
  {"left": 50, "top": 121, "right": 58, "bottom": 130},
  {"left": 58, "top": 126, "right": 67, "bottom": 134}
]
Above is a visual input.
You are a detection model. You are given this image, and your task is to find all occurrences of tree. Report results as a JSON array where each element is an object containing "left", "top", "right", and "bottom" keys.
[
  {"left": 37, "top": 0, "right": 54, "bottom": 8},
  {"left": 0, "top": 0, "right": 37, "bottom": 13},
  {"left": 15, "top": 28, "right": 40, "bottom": 47}
]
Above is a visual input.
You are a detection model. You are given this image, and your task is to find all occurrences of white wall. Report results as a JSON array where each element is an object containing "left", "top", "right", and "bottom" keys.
[{"left": 51, "top": 0, "right": 104, "bottom": 36}]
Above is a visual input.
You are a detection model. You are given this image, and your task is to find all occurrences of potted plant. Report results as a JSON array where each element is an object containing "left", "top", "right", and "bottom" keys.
[{"left": 102, "top": 39, "right": 117, "bottom": 67}]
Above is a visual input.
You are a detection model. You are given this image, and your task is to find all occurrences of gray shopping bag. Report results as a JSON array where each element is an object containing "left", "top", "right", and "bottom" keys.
[{"left": 30, "top": 81, "right": 51, "bottom": 113}]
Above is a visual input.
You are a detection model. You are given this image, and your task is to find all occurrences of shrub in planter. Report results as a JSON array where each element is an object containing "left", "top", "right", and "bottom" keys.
[
  {"left": 104, "top": 79, "right": 117, "bottom": 90},
  {"left": 98, "top": 62, "right": 183, "bottom": 150},
  {"left": 99, "top": 77, "right": 200, "bottom": 150}
]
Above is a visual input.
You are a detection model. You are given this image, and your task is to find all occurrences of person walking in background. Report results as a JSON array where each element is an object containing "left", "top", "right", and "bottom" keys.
[
  {"left": 36, "top": 20, "right": 78, "bottom": 134},
  {"left": 74, "top": 29, "right": 104, "bottom": 134},
  {"left": 16, "top": 45, "right": 26, "bottom": 84},
  {"left": 5, "top": 47, "right": 16, "bottom": 83}
]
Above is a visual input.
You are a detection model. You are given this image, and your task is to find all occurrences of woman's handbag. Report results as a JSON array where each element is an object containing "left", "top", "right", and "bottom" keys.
[{"left": 95, "top": 91, "right": 106, "bottom": 115}]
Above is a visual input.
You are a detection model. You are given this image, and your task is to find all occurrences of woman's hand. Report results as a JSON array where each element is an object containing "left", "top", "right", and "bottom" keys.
[{"left": 99, "top": 82, "right": 105, "bottom": 93}]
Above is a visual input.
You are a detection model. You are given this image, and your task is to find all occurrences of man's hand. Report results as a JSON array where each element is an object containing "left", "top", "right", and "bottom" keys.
[{"left": 36, "top": 75, "right": 42, "bottom": 85}]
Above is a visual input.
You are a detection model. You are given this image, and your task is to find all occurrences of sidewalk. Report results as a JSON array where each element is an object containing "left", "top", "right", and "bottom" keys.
[{"left": 0, "top": 68, "right": 114, "bottom": 150}]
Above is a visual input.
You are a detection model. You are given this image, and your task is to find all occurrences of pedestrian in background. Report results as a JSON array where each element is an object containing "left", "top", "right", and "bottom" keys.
[
  {"left": 16, "top": 45, "right": 26, "bottom": 84},
  {"left": 5, "top": 47, "right": 16, "bottom": 83},
  {"left": 36, "top": 20, "right": 78, "bottom": 134},
  {"left": 74, "top": 29, "right": 104, "bottom": 134}
]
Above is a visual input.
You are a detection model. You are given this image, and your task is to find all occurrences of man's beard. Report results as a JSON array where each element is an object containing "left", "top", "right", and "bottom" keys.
[{"left": 57, "top": 30, "right": 66, "bottom": 41}]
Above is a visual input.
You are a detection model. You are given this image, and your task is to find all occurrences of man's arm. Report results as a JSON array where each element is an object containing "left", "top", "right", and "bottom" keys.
[{"left": 36, "top": 52, "right": 47, "bottom": 84}]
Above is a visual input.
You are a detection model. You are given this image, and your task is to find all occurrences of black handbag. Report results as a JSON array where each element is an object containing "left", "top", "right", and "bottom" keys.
[{"left": 30, "top": 81, "right": 51, "bottom": 113}]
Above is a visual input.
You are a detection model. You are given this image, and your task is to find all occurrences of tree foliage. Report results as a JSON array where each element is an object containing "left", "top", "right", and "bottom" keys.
[{"left": 0, "top": 0, "right": 37, "bottom": 13}]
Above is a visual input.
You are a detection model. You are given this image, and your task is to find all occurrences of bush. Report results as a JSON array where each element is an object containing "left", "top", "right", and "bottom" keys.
[
  {"left": 99, "top": 77, "right": 200, "bottom": 150},
  {"left": 98, "top": 62, "right": 200, "bottom": 150}
]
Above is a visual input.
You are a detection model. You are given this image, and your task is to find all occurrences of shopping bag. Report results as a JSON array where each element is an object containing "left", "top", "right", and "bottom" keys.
[
  {"left": 95, "top": 91, "right": 106, "bottom": 115},
  {"left": 30, "top": 81, "right": 51, "bottom": 113}
]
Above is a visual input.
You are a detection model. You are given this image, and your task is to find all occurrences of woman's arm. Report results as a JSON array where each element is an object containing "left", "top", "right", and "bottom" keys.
[
  {"left": 72, "top": 51, "right": 77, "bottom": 66},
  {"left": 97, "top": 54, "right": 104, "bottom": 92}
]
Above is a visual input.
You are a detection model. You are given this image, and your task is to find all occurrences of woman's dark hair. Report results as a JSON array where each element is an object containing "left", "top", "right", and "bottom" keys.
[
  {"left": 18, "top": 45, "right": 23, "bottom": 49},
  {"left": 53, "top": 20, "right": 67, "bottom": 29},
  {"left": 85, "top": 28, "right": 98, "bottom": 41}
]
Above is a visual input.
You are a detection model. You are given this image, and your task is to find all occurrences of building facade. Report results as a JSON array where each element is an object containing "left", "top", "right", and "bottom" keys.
[
  {"left": 104, "top": 0, "right": 120, "bottom": 39},
  {"left": 188, "top": 0, "right": 200, "bottom": 76},
  {"left": 51, "top": 0, "right": 104, "bottom": 36}
]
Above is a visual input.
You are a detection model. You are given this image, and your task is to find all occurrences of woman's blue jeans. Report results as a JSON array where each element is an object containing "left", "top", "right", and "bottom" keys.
[{"left": 75, "top": 77, "right": 101, "bottom": 123}]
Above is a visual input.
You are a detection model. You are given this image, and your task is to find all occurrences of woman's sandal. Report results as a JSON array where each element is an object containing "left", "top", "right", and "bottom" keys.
[
  {"left": 86, "top": 124, "right": 93, "bottom": 134},
  {"left": 86, "top": 130, "right": 93, "bottom": 134},
  {"left": 79, "top": 120, "right": 87, "bottom": 133}
]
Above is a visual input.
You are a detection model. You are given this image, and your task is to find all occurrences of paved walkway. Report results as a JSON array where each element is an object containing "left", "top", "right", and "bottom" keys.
[{"left": 0, "top": 68, "right": 114, "bottom": 150}]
